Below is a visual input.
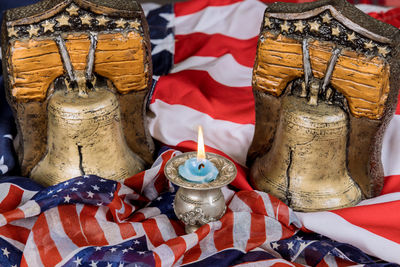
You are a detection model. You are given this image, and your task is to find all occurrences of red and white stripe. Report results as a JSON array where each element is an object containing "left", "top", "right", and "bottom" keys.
[{"left": 146, "top": 0, "right": 400, "bottom": 264}]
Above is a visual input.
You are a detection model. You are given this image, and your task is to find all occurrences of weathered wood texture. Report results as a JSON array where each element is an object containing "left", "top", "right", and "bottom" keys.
[
  {"left": 253, "top": 32, "right": 390, "bottom": 120},
  {"left": 8, "top": 31, "right": 146, "bottom": 101},
  {"left": 95, "top": 32, "right": 147, "bottom": 94}
]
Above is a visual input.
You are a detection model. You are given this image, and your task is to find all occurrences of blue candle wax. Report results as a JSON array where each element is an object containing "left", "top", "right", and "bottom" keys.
[{"left": 178, "top": 157, "right": 219, "bottom": 184}]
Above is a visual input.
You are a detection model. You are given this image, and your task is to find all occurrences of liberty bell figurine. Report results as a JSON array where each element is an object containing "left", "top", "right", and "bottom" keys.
[
  {"left": 30, "top": 34, "right": 145, "bottom": 186},
  {"left": 248, "top": 0, "right": 400, "bottom": 211},
  {"left": 2, "top": 0, "right": 154, "bottom": 185}
]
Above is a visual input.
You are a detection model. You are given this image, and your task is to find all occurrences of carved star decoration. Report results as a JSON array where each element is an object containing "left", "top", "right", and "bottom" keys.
[
  {"left": 321, "top": 13, "right": 332, "bottom": 24},
  {"left": 115, "top": 18, "right": 126, "bottom": 28},
  {"left": 264, "top": 18, "right": 272, "bottom": 28},
  {"left": 378, "top": 46, "right": 390, "bottom": 57},
  {"left": 66, "top": 4, "right": 79, "bottom": 16},
  {"left": 280, "top": 21, "right": 290, "bottom": 33},
  {"left": 97, "top": 16, "right": 110, "bottom": 26},
  {"left": 347, "top": 32, "right": 357, "bottom": 43},
  {"left": 27, "top": 25, "right": 40, "bottom": 37},
  {"left": 80, "top": 14, "right": 92, "bottom": 25},
  {"left": 7, "top": 27, "right": 18, "bottom": 37},
  {"left": 331, "top": 26, "right": 341, "bottom": 36},
  {"left": 56, "top": 15, "right": 70, "bottom": 27},
  {"left": 129, "top": 20, "right": 140, "bottom": 30},
  {"left": 308, "top": 21, "right": 320, "bottom": 32},
  {"left": 294, "top": 21, "right": 305, "bottom": 33},
  {"left": 41, "top": 20, "right": 55, "bottom": 33},
  {"left": 364, "top": 40, "right": 375, "bottom": 50}
]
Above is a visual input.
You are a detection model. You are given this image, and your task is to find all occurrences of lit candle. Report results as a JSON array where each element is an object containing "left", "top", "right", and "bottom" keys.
[{"left": 178, "top": 126, "right": 219, "bottom": 183}]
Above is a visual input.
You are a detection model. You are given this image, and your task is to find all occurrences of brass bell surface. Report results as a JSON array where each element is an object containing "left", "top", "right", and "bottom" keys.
[
  {"left": 30, "top": 85, "right": 145, "bottom": 186},
  {"left": 250, "top": 94, "right": 362, "bottom": 212}
]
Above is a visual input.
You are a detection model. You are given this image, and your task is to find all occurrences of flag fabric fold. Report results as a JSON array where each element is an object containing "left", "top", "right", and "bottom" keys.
[{"left": 1, "top": 0, "right": 400, "bottom": 266}]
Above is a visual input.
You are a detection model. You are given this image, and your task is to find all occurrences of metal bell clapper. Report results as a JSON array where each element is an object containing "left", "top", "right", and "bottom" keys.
[
  {"left": 30, "top": 34, "right": 145, "bottom": 186},
  {"left": 164, "top": 127, "right": 237, "bottom": 233}
]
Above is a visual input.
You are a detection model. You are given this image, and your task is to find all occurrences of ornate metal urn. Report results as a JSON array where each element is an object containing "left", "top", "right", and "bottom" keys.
[
  {"left": 1, "top": 0, "right": 154, "bottom": 185},
  {"left": 248, "top": 0, "right": 400, "bottom": 211}
]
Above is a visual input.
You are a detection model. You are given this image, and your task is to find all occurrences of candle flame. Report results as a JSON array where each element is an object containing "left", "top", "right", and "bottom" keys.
[{"left": 197, "top": 125, "right": 206, "bottom": 160}]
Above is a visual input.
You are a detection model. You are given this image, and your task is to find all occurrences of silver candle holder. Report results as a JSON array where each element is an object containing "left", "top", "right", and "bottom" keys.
[{"left": 164, "top": 152, "right": 237, "bottom": 233}]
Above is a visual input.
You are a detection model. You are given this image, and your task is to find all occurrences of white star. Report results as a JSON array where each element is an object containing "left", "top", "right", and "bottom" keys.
[
  {"left": 80, "top": 14, "right": 92, "bottom": 25},
  {"left": 151, "top": 33, "right": 174, "bottom": 55},
  {"left": 364, "top": 40, "right": 375, "bottom": 50},
  {"left": 280, "top": 21, "right": 290, "bottom": 33},
  {"left": 110, "top": 247, "right": 117, "bottom": 252},
  {"left": 128, "top": 246, "right": 134, "bottom": 250},
  {"left": 66, "top": 4, "right": 79, "bottom": 16},
  {"left": 83, "top": 175, "right": 90, "bottom": 179},
  {"left": 100, "top": 179, "right": 107, "bottom": 182},
  {"left": 97, "top": 16, "right": 110, "bottom": 26},
  {"left": 64, "top": 195, "right": 71, "bottom": 203},
  {"left": 47, "top": 190, "right": 54, "bottom": 195},
  {"left": 134, "top": 240, "right": 140, "bottom": 245},
  {"left": 156, "top": 196, "right": 162, "bottom": 201},
  {"left": 115, "top": 18, "right": 127, "bottom": 28},
  {"left": 331, "top": 26, "right": 341, "bottom": 36},
  {"left": 321, "top": 13, "right": 332, "bottom": 24},
  {"left": 92, "top": 185, "right": 100, "bottom": 191},
  {"left": 71, "top": 187, "right": 78, "bottom": 192},
  {"left": 287, "top": 241, "right": 294, "bottom": 250},
  {"left": 298, "top": 242, "right": 308, "bottom": 251},
  {"left": 89, "top": 261, "right": 98, "bottom": 267},
  {"left": 271, "top": 242, "right": 279, "bottom": 249},
  {"left": 3, "top": 134, "right": 12, "bottom": 140},
  {"left": 52, "top": 194, "right": 58, "bottom": 198},
  {"left": 96, "top": 202, "right": 103, "bottom": 206},
  {"left": 122, "top": 248, "right": 128, "bottom": 253},
  {"left": 119, "top": 262, "right": 124, "bottom": 267},
  {"left": 106, "top": 263, "right": 112, "bottom": 267},
  {"left": 295, "top": 236, "right": 303, "bottom": 241},
  {"left": 109, "top": 192, "right": 114, "bottom": 197},
  {"left": 73, "top": 256, "right": 82, "bottom": 266},
  {"left": 378, "top": 46, "right": 390, "bottom": 57},
  {"left": 64, "top": 181, "right": 70, "bottom": 185},
  {"left": 138, "top": 251, "right": 146, "bottom": 255},
  {"left": 27, "top": 25, "right": 40, "bottom": 37},
  {"left": 308, "top": 21, "right": 320, "bottom": 32},
  {"left": 294, "top": 21, "right": 305, "bottom": 33},
  {"left": 56, "top": 15, "right": 70, "bottom": 27},
  {"left": 87, "top": 191, "right": 94, "bottom": 198},
  {"left": 95, "top": 246, "right": 102, "bottom": 251},
  {"left": 11, "top": 265, "right": 17, "bottom": 267},
  {"left": 2, "top": 247, "right": 10, "bottom": 258},
  {"left": 57, "top": 189, "right": 62, "bottom": 193},
  {"left": 159, "top": 12, "right": 174, "bottom": 28},
  {"left": 347, "top": 32, "right": 357, "bottom": 43},
  {"left": 41, "top": 20, "right": 55, "bottom": 33},
  {"left": 264, "top": 17, "right": 272, "bottom": 28},
  {"left": 129, "top": 20, "right": 140, "bottom": 30},
  {"left": 7, "top": 27, "right": 18, "bottom": 38},
  {"left": 0, "top": 156, "right": 8, "bottom": 175},
  {"left": 76, "top": 181, "right": 84, "bottom": 185}
]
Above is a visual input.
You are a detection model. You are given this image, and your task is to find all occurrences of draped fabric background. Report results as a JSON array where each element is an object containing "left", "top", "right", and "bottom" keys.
[{"left": 1, "top": 0, "right": 400, "bottom": 266}]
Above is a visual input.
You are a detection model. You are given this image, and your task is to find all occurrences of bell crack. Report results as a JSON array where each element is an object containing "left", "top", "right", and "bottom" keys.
[
  {"left": 77, "top": 144, "right": 85, "bottom": 176},
  {"left": 286, "top": 149, "right": 293, "bottom": 207}
]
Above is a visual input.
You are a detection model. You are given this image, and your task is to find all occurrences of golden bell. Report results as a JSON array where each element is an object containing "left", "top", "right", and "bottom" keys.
[
  {"left": 250, "top": 87, "right": 362, "bottom": 212},
  {"left": 30, "top": 76, "right": 145, "bottom": 186}
]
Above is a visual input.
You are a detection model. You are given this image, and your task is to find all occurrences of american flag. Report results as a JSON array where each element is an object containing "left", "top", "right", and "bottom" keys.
[{"left": 0, "top": 0, "right": 400, "bottom": 266}]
